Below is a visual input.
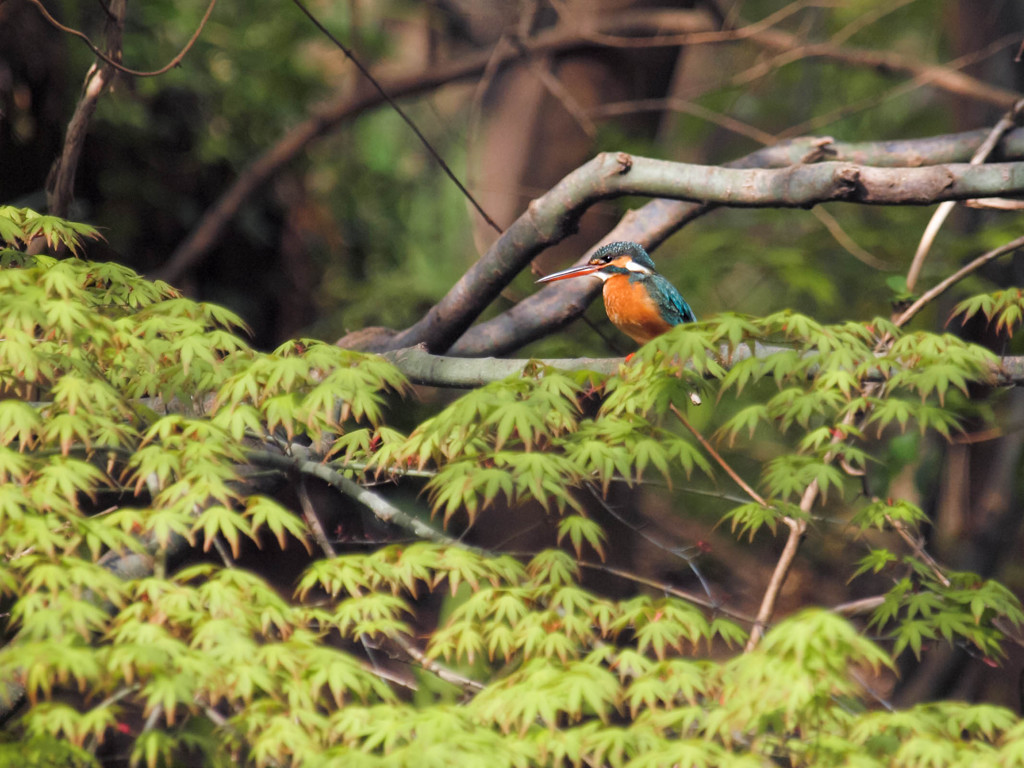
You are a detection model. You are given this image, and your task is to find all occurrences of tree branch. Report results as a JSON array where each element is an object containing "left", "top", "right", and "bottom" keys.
[
  {"left": 45, "top": 0, "right": 126, "bottom": 218},
  {"left": 287, "top": 458, "right": 485, "bottom": 692},
  {"left": 380, "top": 344, "right": 1024, "bottom": 390},
  {"left": 575, "top": 561, "right": 755, "bottom": 622},
  {"left": 737, "top": 25, "right": 1021, "bottom": 112},
  {"left": 894, "top": 233, "right": 1024, "bottom": 328},
  {"left": 379, "top": 152, "right": 1024, "bottom": 353},
  {"left": 745, "top": 508, "right": 807, "bottom": 651},
  {"left": 290, "top": 0, "right": 501, "bottom": 234},
  {"left": 155, "top": 8, "right": 716, "bottom": 283},
  {"left": 245, "top": 446, "right": 470, "bottom": 550},
  {"left": 670, "top": 404, "right": 769, "bottom": 508},
  {"left": 381, "top": 345, "right": 620, "bottom": 386},
  {"left": 26, "top": 0, "right": 217, "bottom": 78},
  {"left": 158, "top": 6, "right": 1020, "bottom": 284},
  {"left": 906, "top": 99, "right": 1024, "bottom": 293},
  {"left": 438, "top": 129, "right": 1024, "bottom": 357}
]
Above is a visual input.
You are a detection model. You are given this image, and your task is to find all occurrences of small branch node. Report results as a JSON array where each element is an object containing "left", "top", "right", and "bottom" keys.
[
  {"left": 835, "top": 164, "right": 861, "bottom": 195},
  {"left": 799, "top": 136, "right": 836, "bottom": 163}
]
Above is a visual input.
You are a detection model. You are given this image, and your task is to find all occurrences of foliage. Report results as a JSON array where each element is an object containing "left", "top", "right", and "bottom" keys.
[{"left": 3, "top": 207, "right": 1024, "bottom": 766}]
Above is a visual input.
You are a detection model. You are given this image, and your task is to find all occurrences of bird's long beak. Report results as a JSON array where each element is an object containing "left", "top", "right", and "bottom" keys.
[{"left": 536, "top": 264, "right": 602, "bottom": 283}]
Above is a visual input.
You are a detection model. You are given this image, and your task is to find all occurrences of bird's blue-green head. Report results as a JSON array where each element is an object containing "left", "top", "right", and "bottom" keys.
[{"left": 536, "top": 241, "right": 658, "bottom": 284}]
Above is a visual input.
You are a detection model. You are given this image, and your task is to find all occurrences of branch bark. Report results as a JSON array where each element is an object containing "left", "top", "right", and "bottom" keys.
[
  {"left": 440, "top": 128, "right": 1024, "bottom": 357},
  {"left": 378, "top": 151, "right": 1024, "bottom": 354},
  {"left": 157, "top": 7, "right": 1020, "bottom": 284},
  {"left": 380, "top": 345, "right": 1024, "bottom": 390},
  {"left": 155, "top": 8, "right": 716, "bottom": 283},
  {"left": 906, "top": 100, "right": 1024, "bottom": 293},
  {"left": 46, "top": 0, "right": 126, "bottom": 219},
  {"left": 246, "top": 446, "right": 470, "bottom": 549}
]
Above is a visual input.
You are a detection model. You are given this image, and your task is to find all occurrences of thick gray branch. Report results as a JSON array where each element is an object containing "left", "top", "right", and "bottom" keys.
[
  {"left": 382, "top": 345, "right": 1024, "bottom": 390},
  {"left": 389, "top": 152, "right": 1024, "bottom": 353},
  {"left": 447, "top": 130, "right": 1024, "bottom": 357}
]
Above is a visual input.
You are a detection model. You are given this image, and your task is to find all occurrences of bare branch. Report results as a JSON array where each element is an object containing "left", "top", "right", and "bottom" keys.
[
  {"left": 833, "top": 595, "right": 886, "bottom": 616},
  {"left": 45, "top": 0, "right": 127, "bottom": 218},
  {"left": 906, "top": 99, "right": 1024, "bottom": 293},
  {"left": 386, "top": 152, "right": 1024, "bottom": 353},
  {"left": 886, "top": 514, "right": 951, "bottom": 588},
  {"left": 894, "top": 233, "right": 1024, "bottom": 328},
  {"left": 810, "top": 207, "right": 890, "bottom": 270},
  {"left": 379, "top": 344, "right": 1024, "bottom": 390},
  {"left": 290, "top": 0, "right": 502, "bottom": 234},
  {"left": 736, "top": 27, "right": 1021, "bottom": 114},
  {"left": 442, "top": 129, "right": 1024, "bottom": 357},
  {"left": 827, "top": 0, "right": 917, "bottom": 46},
  {"left": 288, "top": 461, "right": 484, "bottom": 692},
  {"left": 575, "top": 561, "right": 755, "bottom": 623},
  {"left": 25, "top": 0, "right": 217, "bottom": 78},
  {"left": 381, "top": 345, "right": 619, "bottom": 386},
  {"left": 744, "top": 482, "right": 813, "bottom": 651},
  {"left": 159, "top": 7, "right": 1018, "bottom": 283},
  {"left": 246, "top": 446, "right": 468, "bottom": 549},
  {"left": 590, "top": 97, "right": 777, "bottom": 145},
  {"left": 670, "top": 404, "right": 769, "bottom": 508}
]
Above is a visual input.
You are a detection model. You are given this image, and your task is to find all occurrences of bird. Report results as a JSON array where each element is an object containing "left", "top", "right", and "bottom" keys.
[{"left": 536, "top": 241, "right": 696, "bottom": 345}]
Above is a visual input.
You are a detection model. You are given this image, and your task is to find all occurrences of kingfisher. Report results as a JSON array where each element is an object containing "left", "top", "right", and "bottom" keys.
[{"left": 536, "top": 241, "right": 696, "bottom": 345}]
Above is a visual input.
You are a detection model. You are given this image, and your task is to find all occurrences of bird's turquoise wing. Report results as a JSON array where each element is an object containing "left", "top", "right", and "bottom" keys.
[{"left": 650, "top": 274, "right": 696, "bottom": 325}]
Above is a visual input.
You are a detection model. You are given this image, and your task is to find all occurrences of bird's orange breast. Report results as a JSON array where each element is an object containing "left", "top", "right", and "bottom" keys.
[{"left": 602, "top": 274, "right": 675, "bottom": 344}]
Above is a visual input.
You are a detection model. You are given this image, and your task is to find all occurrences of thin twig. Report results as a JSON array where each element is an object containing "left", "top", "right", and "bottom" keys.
[
  {"left": 964, "top": 197, "right": 1024, "bottom": 211},
  {"left": 590, "top": 97, "right": 777, "bottom": 145},
  {"left": 894, "top": 233, "right": 1024, "bottom": 328},
  {"left": 26, "top": 0, "right": 217, "bottom": 78},
  {"left": 210, "top": 536, "right": 235, "bottom": 568},
  {"left": 289, "top": 0, "right": 502, "bottom": 235},
  {"left": 296, "top": 476, "right": 336, "bottom": 558},
  {"left": 734, "top": 28, "right": 1020, "bottom": 116},
  {"left": 45, "top": 0, "right": 126, "bottom": 218},
  {"left": 294, "top": 471, "right": 483, "bottom": 691},
  {"left": 827, "top": 0, "right": 918, "bottom": 46},
  {"left": 906, "top": 98, "right": 1024, "bottom": 293},
  {"left": 744, "top": 482, "right": 813, "bottom": 650},
  {"left": 514, "top": 40, "right": 597, "bottom": 139},
  {"left": 770, "top": 33, "right": 1022, "bottom": 140},
  {"left": 669, "top": 404, "right": 770, "bottom": 508},
  {"left": 393, "top": 640, "right": 484, "bottom": 692},
  {"left": 885, "top": 514, "right": 951, "bottom": 587},
  {"left": 584, "top": 484, "right": 717, "bottom": 605},
  {"left": 575, "top": 561, "right": 756, "bottom": 623},
  {"left": 296, "top": 477, "right": 392, "bottom": 676},
  {"left": 810, "top": 207, "right": 890, "bottom": 270},
  {"left": 851, "top": 667, "right": 896, "bottom": 712},
  {"left": 833, "top": 594, "right": 886, "bottom": 616},
  {"left": 560, "top": 0, "right": 844, "bottom": 49}
]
